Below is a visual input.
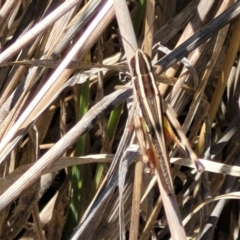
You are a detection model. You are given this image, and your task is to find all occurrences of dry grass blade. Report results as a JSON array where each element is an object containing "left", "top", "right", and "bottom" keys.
[
  {"left": 0, "top": 0, "right": 115, "bottom": 164},
  {"left": 70, "top": 132, "right": 136, "bottom": 239},
  {"left": 114, "top": 1, "right": 187, "bottom": 240},
  {"left": 2, "top": 154, "right": 240, "bottom": 197},
  {"left": 113, "top": 0, "right": 137, "bottom": 61},
  {"left": 0, "top": 1, "right": 240, "bottom": 239},
  {"left": 153, "top": 1, "right": 199, "bottom": 46},
  {"left": 0, "top": 0, "right": 79, "bottom": 63},
  {"left": 0, "top": 85, "right": 130, "bottom": 212},
  {"left": 156, "top": 1, "right": 240, "bottom": 71},
  {"left": 1, "top": 59, "right": 127, "bottom": 72}
]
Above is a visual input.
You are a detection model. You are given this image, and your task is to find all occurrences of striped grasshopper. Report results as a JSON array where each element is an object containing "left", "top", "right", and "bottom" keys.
[{"left": 130, "top": 49, "right": 204, "bottom": 194}]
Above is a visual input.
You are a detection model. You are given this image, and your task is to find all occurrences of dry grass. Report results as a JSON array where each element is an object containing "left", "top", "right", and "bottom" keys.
[{"left": 0, "top": 0, "right": 239, "bottom": 239}]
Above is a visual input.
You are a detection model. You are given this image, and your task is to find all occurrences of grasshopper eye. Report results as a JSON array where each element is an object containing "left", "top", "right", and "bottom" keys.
[{"left": 130, "top": 56, "right": 137, "bottom": 76}]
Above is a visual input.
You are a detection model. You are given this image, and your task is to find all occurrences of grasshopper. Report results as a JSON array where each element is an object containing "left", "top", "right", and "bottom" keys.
[{"left": 130, "top": 49, "right": 204, "bottom": 194}]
